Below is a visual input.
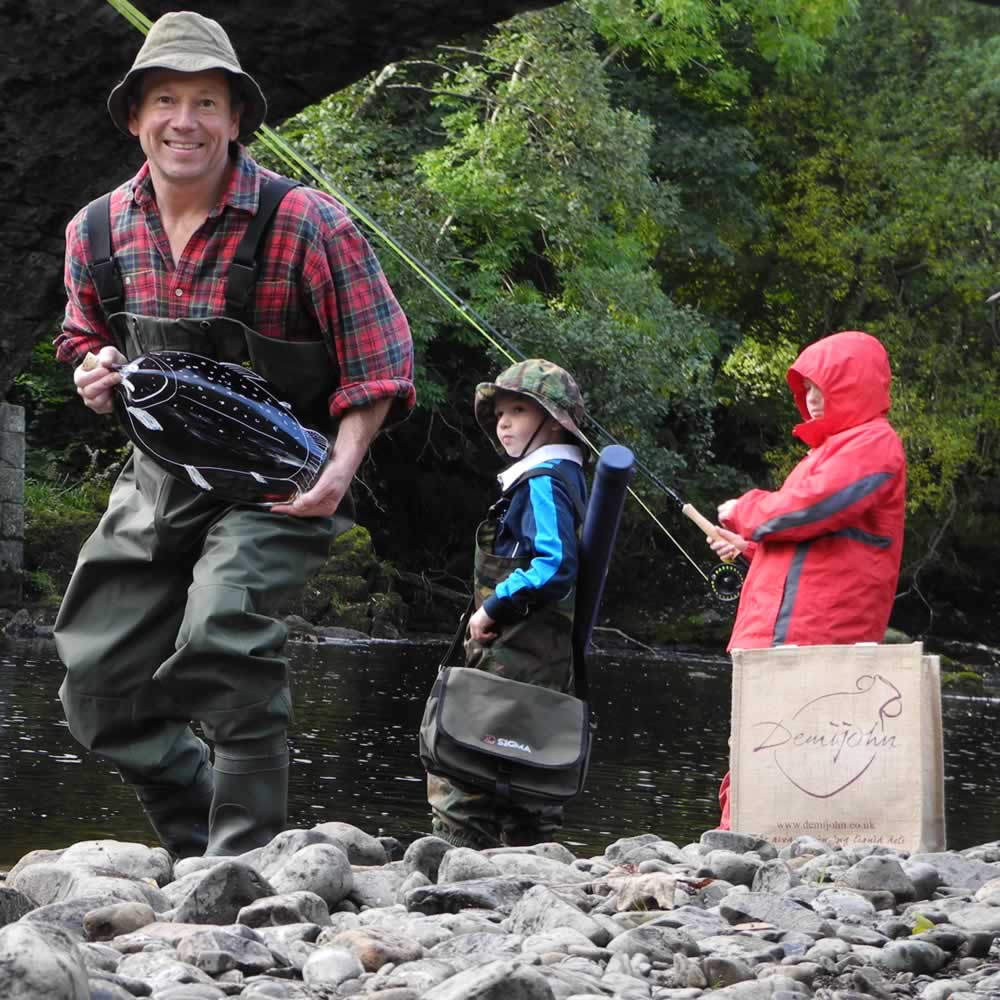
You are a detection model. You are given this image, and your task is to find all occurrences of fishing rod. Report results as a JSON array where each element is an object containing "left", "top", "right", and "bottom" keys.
[{"left": 103, "top": 0, "right": 744, "bottom": 603}]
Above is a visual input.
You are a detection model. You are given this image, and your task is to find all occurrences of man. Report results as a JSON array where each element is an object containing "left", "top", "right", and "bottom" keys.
[{"left": 53, "top": 12, "right": 414, "bottom": 857}]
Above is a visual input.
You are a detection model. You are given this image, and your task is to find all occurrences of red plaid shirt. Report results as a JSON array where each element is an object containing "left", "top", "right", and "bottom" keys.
[{"left": 58, "top": 148, "right": 415, "bottom": 420}]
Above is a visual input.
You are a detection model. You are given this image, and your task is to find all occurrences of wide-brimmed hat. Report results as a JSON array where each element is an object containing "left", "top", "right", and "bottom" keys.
[
  {"left": 474, "top": 358, "right": 588, "bottom": 454},
  {"left": 107, "top": 11, "right": 267, "bottom": 143}
]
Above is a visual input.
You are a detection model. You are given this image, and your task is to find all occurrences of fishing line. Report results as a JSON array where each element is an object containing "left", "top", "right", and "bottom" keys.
[{"left": 104, "top": 0, "right": 742, "bottom": 597}]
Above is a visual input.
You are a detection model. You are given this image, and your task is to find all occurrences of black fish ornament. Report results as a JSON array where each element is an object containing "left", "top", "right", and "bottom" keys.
[{"left": 85, "top": 350, "right": 330, "bottom": 506}]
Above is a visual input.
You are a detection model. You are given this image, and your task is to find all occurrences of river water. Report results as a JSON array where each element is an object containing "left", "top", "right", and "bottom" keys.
[{"left": 1, "top": 636, "right": 998, "bottom": 867}]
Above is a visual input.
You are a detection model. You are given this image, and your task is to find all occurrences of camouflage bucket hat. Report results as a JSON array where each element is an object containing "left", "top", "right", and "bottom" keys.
[
  {"left": 474, "top": 359, "right": 588, "bottom": 454},
  {"left": 107, "top": 11, "right": 267, "bottom": 143}
]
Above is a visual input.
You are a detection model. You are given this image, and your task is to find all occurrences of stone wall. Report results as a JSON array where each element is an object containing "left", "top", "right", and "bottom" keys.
[{"left": 0, "top": 403, "right": 25, "bottom": 606}]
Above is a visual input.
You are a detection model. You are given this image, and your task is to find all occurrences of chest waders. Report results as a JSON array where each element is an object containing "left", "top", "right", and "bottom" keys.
[
  {"left": 54, "top": 178, "right": 354, "bottom": 857},
  {"left": 428, "top": 465, "right": 585, "bottom": 849}
]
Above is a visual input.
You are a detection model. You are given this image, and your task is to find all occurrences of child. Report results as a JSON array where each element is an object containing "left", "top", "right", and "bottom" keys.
[
  {"left": 427, "top": 358, "right": 589, "bottom": 848},
  {"left": 708, "top": 330, "right": 906, "bottom": 828}
]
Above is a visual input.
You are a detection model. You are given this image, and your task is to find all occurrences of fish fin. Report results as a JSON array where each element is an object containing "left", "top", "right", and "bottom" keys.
[
  {"left": 280, "top": 400, "right": 293, "bottom": 410},
  {"left": 126, "top": 406, "right": 163, "bottom": 431},
  {"left": 251, "top": 472, "right": 266, "bottom": 483},
  {"left": 221, "top": 361, "right": 267, "bottom": 382},
  {"left": 121, "top": 376, "right": 136, "bottom": 394},
  {"left": 185, "top": 465, "right": 213, "bottom": 491},
  {"left": 307, "top": 428, "right": 330, "bottom": 453}
]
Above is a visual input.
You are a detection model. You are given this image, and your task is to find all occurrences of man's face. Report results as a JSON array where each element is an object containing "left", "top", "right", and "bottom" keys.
[{"left": 128, "top": 69, "right": 240, "bottom": 190}]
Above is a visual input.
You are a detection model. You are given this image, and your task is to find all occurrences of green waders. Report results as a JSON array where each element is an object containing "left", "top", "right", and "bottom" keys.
[
  {"left": 55, "top": 314, "right": 352, "bottom": 857},
  {"left": 427, "top": 490, "right": 576, "bottom": 849}
]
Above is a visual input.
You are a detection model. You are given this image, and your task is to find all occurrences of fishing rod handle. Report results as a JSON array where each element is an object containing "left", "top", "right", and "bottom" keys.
[{"left": 681, "top": 502, "right": 738, "bottom": 564}]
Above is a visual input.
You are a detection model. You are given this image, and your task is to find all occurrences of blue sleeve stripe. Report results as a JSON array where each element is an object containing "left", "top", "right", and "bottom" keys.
[{"left": 495, "top": 476, "right": 566, "bottom": 601}]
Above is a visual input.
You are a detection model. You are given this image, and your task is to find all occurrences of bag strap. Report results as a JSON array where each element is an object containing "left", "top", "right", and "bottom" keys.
[
  {"left": 85, "top": 193, "right": 125, "bottom": 317},
  {"left": 225, "top": 177, "right": 301, "bottom": 323}
]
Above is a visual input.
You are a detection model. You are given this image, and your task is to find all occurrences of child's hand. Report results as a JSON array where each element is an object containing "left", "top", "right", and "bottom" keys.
[
  {"left": 468, "top": 606, "right": 499, "bottom": 643},
  {"left": 717, "top": 498, "right": 739, "bottom": 526},
  {"left": 707, "top": 526, "right": 748, "bottom": 562}
]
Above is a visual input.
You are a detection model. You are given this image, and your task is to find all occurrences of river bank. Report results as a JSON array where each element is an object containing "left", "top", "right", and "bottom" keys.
[{"left": 3, "top": 824, "right": 1000, "bottom": 999}]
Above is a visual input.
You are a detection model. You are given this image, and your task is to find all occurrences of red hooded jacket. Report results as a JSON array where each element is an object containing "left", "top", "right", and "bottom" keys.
[{"left": 722, "top": 331, "right": 906, "bottom": 651}]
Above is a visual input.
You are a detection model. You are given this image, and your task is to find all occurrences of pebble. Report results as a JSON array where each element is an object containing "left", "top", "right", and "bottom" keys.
[{"left": 1, "top": 827, "right": 999, "bottom": 998}]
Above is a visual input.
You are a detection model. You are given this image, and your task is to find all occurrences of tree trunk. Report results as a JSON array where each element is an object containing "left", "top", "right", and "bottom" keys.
[{"left": 0, "top": 0, "right": 558, "bottom": 397}]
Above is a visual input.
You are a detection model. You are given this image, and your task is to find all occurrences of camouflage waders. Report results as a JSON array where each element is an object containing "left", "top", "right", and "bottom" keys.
[
  {"left": 55, "top": 313, "right": 352, "bottom": 856},
  {"left": 427, "top": 478, "right": 577, "bottom": 849}
]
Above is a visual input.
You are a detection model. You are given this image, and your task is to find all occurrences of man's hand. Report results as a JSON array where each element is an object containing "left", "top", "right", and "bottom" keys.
[
  {"left": 76, "top": 347, "right": 126, "bottom": 414},
  {"left": 270, "top": 397, "right": 391, "bottom": 519},
  {"left": 707, "top": 526, "right": 748, "bottom": 562},
  {"left": 468, "top": 605, "right": 499, "bottom": 643},
  {"left": 270, "top": 457, "right": 353, "bottom": 518}
]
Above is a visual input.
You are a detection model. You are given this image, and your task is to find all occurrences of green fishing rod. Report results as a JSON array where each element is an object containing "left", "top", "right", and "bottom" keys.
[{"left": 104, "top": 0, "right": 744, "bottom": 604}]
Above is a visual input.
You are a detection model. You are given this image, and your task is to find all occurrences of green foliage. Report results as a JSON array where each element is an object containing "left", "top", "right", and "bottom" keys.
[
  {"left": 585, "top": 0, "right": 858, "bottom": 101},
  {"left": 22, "top": 477, "right": 110, "bottom": 609}
]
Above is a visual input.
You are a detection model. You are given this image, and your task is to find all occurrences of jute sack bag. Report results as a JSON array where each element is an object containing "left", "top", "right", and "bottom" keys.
[
  {"left": 730, "top": 641, "right": 945, "bottom": 852},
  {"left": 419, "top": 666, "right": 591, "bottom": 800}
]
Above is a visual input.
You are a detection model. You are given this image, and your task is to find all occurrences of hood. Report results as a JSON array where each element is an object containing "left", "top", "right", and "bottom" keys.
[{"left": 787, "top": 330, "right": 891, "bottom": 448}]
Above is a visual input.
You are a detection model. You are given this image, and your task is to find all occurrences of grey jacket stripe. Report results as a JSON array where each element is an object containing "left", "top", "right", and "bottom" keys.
[
  {"left": 772, "top": 541, "right": 812, "bottom": 646},
  {"left": 752, "top": 472, "right": 893, "bottom": 542},
  {"left": 829, "top": 527, "right": 892, "bottom": 549}
]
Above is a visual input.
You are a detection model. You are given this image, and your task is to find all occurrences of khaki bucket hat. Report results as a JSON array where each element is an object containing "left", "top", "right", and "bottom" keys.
[
  {"left": 107, "top": 11, "right": 267, "bottom": 143},
  {"left": 475, "top": 358, "right": 589, "bottom": 455}
]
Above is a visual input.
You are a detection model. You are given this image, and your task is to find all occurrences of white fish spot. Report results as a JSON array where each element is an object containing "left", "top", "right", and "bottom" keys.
[
  {"left": 185, "top": 465, "right": 213, "bottom": 491},
  {"left": 127, "top": 406, "right": 163, "bottom": 431},
  {"left": 251, "top": 472, "right": 266, "bottom": 483}
]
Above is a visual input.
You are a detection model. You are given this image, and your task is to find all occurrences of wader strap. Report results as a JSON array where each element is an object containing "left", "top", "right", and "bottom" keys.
[
  {"left": 439, "top": 596, "right": 475, "bottom": 670},
  {"left": 86, "top": 193, "right": 124, "bottom": 316},
  {"left": 225, "top": 177, "right": 301, "bottom": 323}
]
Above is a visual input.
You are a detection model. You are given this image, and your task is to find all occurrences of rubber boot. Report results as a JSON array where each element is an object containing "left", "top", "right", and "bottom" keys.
[
  {"left": 130, "top": 756, "right": 215, "bottom": 859},
  {"left": 205, "top": 742, "right": 289, "bottom": 857}
]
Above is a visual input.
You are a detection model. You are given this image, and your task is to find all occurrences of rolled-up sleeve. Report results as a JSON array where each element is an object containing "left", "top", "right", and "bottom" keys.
[{"left": 304, "top": 214, "right": 415, "bottom": 424}]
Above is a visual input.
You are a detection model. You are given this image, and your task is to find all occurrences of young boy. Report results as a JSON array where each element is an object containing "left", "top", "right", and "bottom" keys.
[
  {"left": 427, "top": 358, "right": 589, "bottom": 848},
  {"left": 707, "top": 330, "right": 906, "bottom": 828}
]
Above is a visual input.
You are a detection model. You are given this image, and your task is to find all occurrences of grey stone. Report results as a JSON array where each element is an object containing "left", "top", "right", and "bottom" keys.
[
  {"left": 920, "top": 979, "right": 973, "bottom": 1000},
  {"left": 875, "top": 939, "right": 947, "bottom": 974},
  {"left": 403, "top": 836, "right": 453, "bottom": 882},
  {"left": 237, "top": 891, "right": 331, "bottom": 927},
  {"left": 719, "top": 891, "right": 833, "bottom": 935},
  {"left": 836, "top": 856, "right": 916, "bottom": 901},
  {"left": 173, "top": 861, "right": 276, "bottom": 925},
  {"left": 422, "top": 958, "right": 555, "bottom": 1000},
  {"left": 753, "top": 860, "right": 796, "bottom": 894},
  {"left": 301, "top": 945, "right": 365, "bottom": 989},
  {"left": 704, "top": 956, "right": 755, "bottom": 987},
  {"left": 909, "top": 853, "right": 1000, "bottom": 892},
  {"left": 605, "top": 925, "right": 699, "bottom": 962},
  {"left": 428, "top": 930, "right": 523, "bottom": 960},
  {"left": 947, "top": 905, "right": 1000, "bottom": 933},
  {"left": 372, "top": 957, "right": 463, "bottom": 993},
  {"left": 505, "top": 884, "right": 610, "bottom": 945},
  {"left": 811, "top": 888, "right": 877, "bottom": 921},
  {"left": 326, "top": 925, "right": 426, "bottom": 971},
  {"left": 83, "top": 901, "right": 157, "bottom": 940},
  {"left": 312, "top": 821, "right": 389, "bottom": 865},
  {"left": 350, "top": 862, "right": 409, "bottom": 908},
  {"left": 489, "top": 852, "right": 590, "bottom": 884},
  {"left": 702, "top": 850, "right": 763, "bottom": 887},
  {"left": 437, "top": 847, "right": 500, "bottom": 883},
  {"left": 700, "top": 831, "right": 777, "bottom": 860},
  {"left": 175, "top": 926, "right": 276, "bottom": 976},
  {"left": 269, "top": 843, "right": 353, "bottom": 906},
  {"left": 0, "top": 921, "right": 90, "bottom": 999},
  {"left": 406, "top": 876, "right": 534, "bottom": 916}
]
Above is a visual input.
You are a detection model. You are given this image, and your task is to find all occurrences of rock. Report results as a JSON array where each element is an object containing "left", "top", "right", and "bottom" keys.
[
  {"left": 719, "top": 891, "right": 833, "bottom": 935},
  {"left": 0, "top": 921, "right": 90, "bottom": 999},
  {"left": 403, "top": 836, "right": 453, "bottom": 882},
  {"left": 237, "top": 891, "right": 332, "bottom": 928},
  {"left": 302, "top": 945, "right": 366, "bottom": 989},
  {"left": 83, "top": 901, "right": 157, "bottom": 941},
  {"left": 406, "top": 876, "right": 533, "bottom": 915},
  {"left": 421, "top": 958, "right": 555, "bottom": 1000},
  {"left": 0, "top": 885, "right": 38, "bottom": 927},
  {"left": 835, "top": 856, "right": 916, "bottom": 901},
  {"left": 269, "top": 843, "right": 353, "bottom": 906},
  {"left": 328, "top": 926, "right": 425, "bottom": 971},
  {"left": 172, "top": 861, "right": 276, "bottom": 924}
]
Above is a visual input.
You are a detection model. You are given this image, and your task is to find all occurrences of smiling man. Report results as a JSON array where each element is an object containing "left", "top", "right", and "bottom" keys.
[{"left": 53, "top": 12, "right": 414, "bottom": 858}]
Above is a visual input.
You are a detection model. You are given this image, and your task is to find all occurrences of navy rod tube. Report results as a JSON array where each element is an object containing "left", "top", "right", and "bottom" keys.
[{"left": 573, "top": 444, "right": 636, "bottom": 664}]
